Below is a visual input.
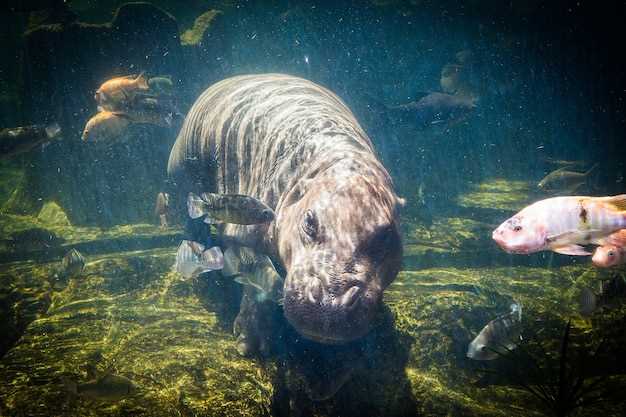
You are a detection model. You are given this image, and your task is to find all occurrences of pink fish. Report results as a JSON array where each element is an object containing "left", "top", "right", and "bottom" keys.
[
  {"left": 592, "top": 229, "right": 626, "bottom": 267},
  {"left": 492, "top": 195, "right": 626, "bottom": 256}
]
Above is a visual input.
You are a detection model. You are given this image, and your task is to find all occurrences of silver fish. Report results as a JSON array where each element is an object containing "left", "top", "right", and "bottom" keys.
[
  {"left": 223, "top": 246, "right": 283, "bottom": 303},
  {"left": 172, "top": 240, "right": 223, "bottom": 279},
  {"left": 0, "top": 122, "right": 61, "bottom": 159},
  {"left": 467, "top": 303, "right": 522, "bottom": 360},
  {"left": 579, "top": 275, "right": 626, "bottom": 316},
  {"left": 537, "top": 164, "right": 596, "bottom": 193},
  {"left": 63, "top": 374, "right": 137, "bottom": 402},
  {"left": 187, "top": 192, "right": 275, "bottom": 225}
]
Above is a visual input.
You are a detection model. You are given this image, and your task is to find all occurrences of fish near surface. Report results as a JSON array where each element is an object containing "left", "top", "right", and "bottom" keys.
[
  {"left": 0, "top": 122, "right": 61, "bottom": 159},
  {"left": 492, "top": 195, "right": 626, "bottom": 256},
  {"left": 537, "top": 164, "right": 597, "bottom": 194},
  {"left": 95, "top": 73, "right": 150, "bottom": 112},
  {"left": 82, "top": 111, "right": 131, "bottom": 142},
  {"left": 167, "top": 74, "right": 403, "bottom": 349},
  {"left": 467, "top": 303, "right": 522, "bottom": 360}
]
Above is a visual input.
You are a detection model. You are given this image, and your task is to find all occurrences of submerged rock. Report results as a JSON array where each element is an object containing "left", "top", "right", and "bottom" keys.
[{"left": 37, "top": 201, "right": 71, "bottom": 226}]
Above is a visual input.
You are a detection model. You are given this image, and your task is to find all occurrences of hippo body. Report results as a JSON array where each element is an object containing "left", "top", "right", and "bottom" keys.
[{"left": 168, "top": 74, "right": 403, "bottom": 349}]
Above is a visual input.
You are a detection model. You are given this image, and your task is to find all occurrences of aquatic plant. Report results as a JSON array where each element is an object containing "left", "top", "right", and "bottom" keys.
[{"left": 485, "top": 320, "right": 619, "bottom": 417}]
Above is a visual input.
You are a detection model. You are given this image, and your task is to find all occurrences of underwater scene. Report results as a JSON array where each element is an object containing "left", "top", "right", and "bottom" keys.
[{"left": 1, "top": 1, "right": 626, "bottom": 416}]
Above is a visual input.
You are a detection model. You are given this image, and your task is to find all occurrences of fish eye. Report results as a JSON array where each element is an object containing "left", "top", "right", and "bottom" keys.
[
  {"left": 513, "top": 226, "right": 522, "bottom": 232},
  {"left": 302, "top": 209, "right": 319, "bottom": 239},
  {"left": 608, "top": 250, "right": 615, "bottom": 257}
]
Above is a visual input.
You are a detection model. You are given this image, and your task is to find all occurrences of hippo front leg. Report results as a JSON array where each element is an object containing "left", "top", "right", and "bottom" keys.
[{"left": 233, "top": 285, "right": 277, "bottom": 357}]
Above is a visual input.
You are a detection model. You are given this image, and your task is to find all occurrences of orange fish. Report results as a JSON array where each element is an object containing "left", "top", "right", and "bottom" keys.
[
  {"left": 493, "top": 195, "right": 626, "bottom": 256},
  {"left": 592, "top": 229, "right": 626, "bottom": 267},
  {"left": 82, "top": 111, "right": 131, "bottom": 142},
  {"left": 94, "top": 73, "right": 149, "bottom": 112}
]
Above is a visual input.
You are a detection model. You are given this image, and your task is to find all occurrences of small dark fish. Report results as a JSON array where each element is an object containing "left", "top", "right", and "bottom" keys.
[
  {"left": 126, "top": 94, "right": 182, "bottom": 127},
  {"left": 62, "top": 373, "right": 137, "bottom": 402},
  {"left": 467, "top": 303, "right": 522, "bottom": 360},
  {"left": 187, "top": 192, "right": 275, "bottom": 225},
  {"left": 155, "top": 192, "right": 170, "bottom": 227},
  {"left": 7, "top": 227, "right": 64, "bottom": 249},
  {"left": 537, "top": 164, "right": 597, "bottom": 193},
  {"left": 172, "top": 240, "right": 223, "bottom": 279},
  {"left": 0, "top": 122, "right": 61, "bottom": 159},
  {"left": 62, "top": 248, "right": 85, "bottom": 278},
  {"left": 387, "top": 92, "right": 477, "bottom": 129},
  {"left": 579, "top": 275, "right": 626, "bottom": 316}
]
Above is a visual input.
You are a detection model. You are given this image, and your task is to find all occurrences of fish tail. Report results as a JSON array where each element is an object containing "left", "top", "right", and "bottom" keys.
[
  {"left": 187, "top": 193, "right": 207, "bottom": 219},
  {"left": 584, "top": 163, "right": 598, "bottom": 177}
]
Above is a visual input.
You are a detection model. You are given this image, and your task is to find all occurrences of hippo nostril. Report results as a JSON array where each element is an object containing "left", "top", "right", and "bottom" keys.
[
  {"left": 341, "top": 286, "right": 361, "bottom": 308},
  {"left": 306, "top": 279, "right": 323, "bottom": 304}
]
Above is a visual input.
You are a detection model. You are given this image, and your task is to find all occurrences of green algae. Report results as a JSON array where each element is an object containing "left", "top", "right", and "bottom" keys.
[
  {"left": 1, "top": 171, "right": 625, "bottom": 415},
  {"left": 457, "top": 178, "right": 536, "bottom": 212},
  {"left": 180, "top": 10, "right": 221, "bottom": 46},
  {"left": 37, "top": 201, "right": 71, "bottom": 227},
  {"left": 0, "top": 248, "right": 273, "bottom": 417}
]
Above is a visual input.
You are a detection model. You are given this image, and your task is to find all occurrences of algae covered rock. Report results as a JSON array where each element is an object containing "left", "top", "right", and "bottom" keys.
[{"left": 37, "top": 201, "right": 71, "bottom": 226}]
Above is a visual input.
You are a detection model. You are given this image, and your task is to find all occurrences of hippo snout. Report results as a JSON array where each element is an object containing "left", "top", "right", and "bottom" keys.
[{"left": 283, "top": 274, "right": 382, "bottom": 344}]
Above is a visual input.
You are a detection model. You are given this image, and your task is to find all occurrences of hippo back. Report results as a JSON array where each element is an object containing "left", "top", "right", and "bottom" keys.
[{"left": 167, "top": 73, "right": 378, "bottom": 208}]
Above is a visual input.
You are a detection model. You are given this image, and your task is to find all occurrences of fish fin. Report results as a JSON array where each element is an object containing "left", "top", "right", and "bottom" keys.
[
  {"left": 552, "top": 244, "right": 591, "bottom": 256},
  {"left": 233, "top": 274, "right": 264, "bottom": 293},
  {"left": 187, "top": 193, "right": 207, "bottom": 219},
  {"left": 410, "top": 91, "right": 431, "bottom": 101},
  {"left": 584, "top": 163, "right": 598, "bottom": 177},
  {"left": 45, "top": 122, "right": 61, "bottom": 138},
  {"left": 202, "top": 214, "right": 220, "bottom": 224},
  {"left": 601, "top": 194, "right": 626, "bottom": 212},
  {"left": 200, "top": 246, "right": 224, "bottom": 270},
  {"left": 135, "top": 71, "right": 149, "bottom": 89},
  {"left": 222, "top": 247, "right": 240, "bottom": 276},
  {"left": 111, "top": 112, "right": 133, "bottom": 120},
  {"left": 173, "top": 240, "right": 202, "bottom": 278}
]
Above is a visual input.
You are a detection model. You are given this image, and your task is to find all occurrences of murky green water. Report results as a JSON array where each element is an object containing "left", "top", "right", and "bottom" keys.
[{"left": 1, "top": 1, "right": 625, "bottom": 416}]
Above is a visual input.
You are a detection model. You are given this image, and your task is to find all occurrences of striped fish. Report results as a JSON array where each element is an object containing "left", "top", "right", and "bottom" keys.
[
  {"left": 492, "top": 195, "right": 626, "bottom": 256},
  {"left": 467, "top": 303, "right": 522, "bottom": 360}
]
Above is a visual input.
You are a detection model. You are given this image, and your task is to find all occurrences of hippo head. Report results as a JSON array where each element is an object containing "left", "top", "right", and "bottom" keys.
[{"left": 277, "top": 167, "right": 403, "bottom": 344}]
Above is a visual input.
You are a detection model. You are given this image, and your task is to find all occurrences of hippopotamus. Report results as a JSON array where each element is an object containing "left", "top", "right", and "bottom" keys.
[{"left": 167, "top": 74, "right": 403, "bottom": 352}]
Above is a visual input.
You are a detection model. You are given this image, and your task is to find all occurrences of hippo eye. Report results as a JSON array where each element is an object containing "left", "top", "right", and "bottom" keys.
[
  {"left": 302, "top": 209, "right": 318, "bottom": 240},
  {"left": 513, "top": 226, "right": 522, "bottom": 232}
]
